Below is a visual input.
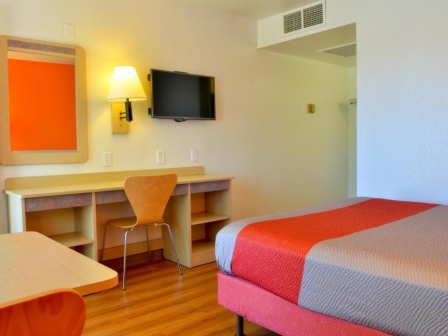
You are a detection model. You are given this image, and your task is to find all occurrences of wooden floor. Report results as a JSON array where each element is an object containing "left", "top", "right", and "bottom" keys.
[{"left": 83, "top": 260, "right": 278, "bottom": 336}]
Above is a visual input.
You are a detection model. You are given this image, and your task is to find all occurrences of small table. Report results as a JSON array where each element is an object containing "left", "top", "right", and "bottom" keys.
[{"left": 0, "top": 232, "right": 118, "bottom": 304}]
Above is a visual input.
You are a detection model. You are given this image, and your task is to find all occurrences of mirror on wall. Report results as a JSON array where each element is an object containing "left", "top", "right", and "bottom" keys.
[{"left": 0, "top": 36, "right": 87, "bottom": 165}]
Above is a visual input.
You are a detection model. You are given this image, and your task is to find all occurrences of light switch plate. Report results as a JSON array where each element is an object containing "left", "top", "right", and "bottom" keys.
[
  {"left": 157, "top": 150, "right": 166, "bottom": 164},
  {"left": 191, "top": 150, "right": 198, "bottom": 162},
  {"left": 103, "top": 152, "right": 112, "bottom": 167},
  {"left": 64, "top": 23, "right": 75, "bottom": 39}
]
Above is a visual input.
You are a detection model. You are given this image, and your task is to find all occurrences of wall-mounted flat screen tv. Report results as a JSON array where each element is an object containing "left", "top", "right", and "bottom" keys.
[{"left": 150, "top": 69, "right": 215, "bottom": 121}]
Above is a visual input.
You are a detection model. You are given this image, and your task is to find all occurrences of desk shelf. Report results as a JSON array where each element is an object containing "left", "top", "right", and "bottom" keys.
[
  {"left": 185, "top": 188, "right": 232, "bottom": 267},
  {"left": 160, "top": 184, "right": 232, "bottom": 268},
  {"left": 191, "top": 212, "right": 230, "bottom": 226},
  {"left": 191, "top": 239, "right": 217, "bottom": 267},
  {"left": 48, "top": 232, "right": 94, "bottom": 248},
  {"left": 192, "top": 239, "right": 215, "bottom": 255},
  {"left": 11, "top": 205, "right": 96, "bottom": 260}
]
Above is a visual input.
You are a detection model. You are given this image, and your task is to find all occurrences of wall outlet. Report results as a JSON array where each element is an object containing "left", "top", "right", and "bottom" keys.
[
  {"left": 103, "top": 152, "right": 112, "bottom": 167},
  {"left": 64, "top": 23, "right": 75, "bottom": 39},
  {"left": 156, "top": 150, "right": 166, "bottom": 164},
  {"left": 191, "top": 149, "right": 198, "bottom": 162}
]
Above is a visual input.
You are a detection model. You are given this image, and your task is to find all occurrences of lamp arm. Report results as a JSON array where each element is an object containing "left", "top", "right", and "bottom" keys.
[{"left": 124, "top": 98, "right": 133, "bottom": 122}]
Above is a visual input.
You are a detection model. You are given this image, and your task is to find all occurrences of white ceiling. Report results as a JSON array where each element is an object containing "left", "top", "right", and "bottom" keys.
[{"left": 183, "top": 0, "right": 317, "bottom": 20}]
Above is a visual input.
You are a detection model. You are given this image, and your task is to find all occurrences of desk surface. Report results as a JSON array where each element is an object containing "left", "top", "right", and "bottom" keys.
[
  {"left": 0, "top": 232, "right": 118, "bottom": 304},
  {"left": 5, "top": 174, "right": 234, "bottom": 199}
]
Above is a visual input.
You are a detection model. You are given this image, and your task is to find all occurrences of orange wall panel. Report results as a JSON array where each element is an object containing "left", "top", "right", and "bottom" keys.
[{"left": 8, "top": 59, "right": 77, "bottom": 152}]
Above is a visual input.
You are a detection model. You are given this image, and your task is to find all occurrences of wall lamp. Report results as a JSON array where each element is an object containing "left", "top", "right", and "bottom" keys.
[{"left": 108, "top": 66, "right": 146, "bottom": 133}]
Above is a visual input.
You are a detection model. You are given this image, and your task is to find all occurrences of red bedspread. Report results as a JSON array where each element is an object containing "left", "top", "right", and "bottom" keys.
[{"left": 231, "top": 199, "right": 437, "bottom": 303}]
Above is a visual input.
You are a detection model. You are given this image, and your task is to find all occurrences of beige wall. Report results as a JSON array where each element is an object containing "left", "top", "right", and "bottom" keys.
[{"left": 0, "top": 0, "right": 349, "bottom": 234}]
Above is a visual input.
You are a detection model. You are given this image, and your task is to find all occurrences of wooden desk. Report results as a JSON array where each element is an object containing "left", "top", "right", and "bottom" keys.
[
  {"left": 4, "top": 166, "right": 234, "bottom": 268},
  {"left": 0, "top": 232, "right": 118, "bottom": 304}
]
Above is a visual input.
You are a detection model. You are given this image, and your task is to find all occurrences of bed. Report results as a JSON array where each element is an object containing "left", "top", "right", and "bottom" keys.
[{"left": 215, "top": 197, "right": 448, "bottom": 336}]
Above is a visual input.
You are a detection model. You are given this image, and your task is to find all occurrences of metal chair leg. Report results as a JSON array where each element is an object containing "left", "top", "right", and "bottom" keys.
[
  {"left": 123, "top": 229, "right": 131, "bottom": 291},
  {"left": 99, "top": 223, "right": 109, "bottom": 262},
  {"left": 160, "top": 223, "right": 182, "bottom": 275},
  {"left": 145, "top": 225, "right": 151, "bottom": 263}
]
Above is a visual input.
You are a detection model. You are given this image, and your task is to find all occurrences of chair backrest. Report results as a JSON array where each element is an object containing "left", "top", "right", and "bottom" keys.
[
  {"left": 0, "top": 289, "right": 86, "bottom": 336},
  {"left": 124, "top": 174, "right": 177, "bottom": 226}
]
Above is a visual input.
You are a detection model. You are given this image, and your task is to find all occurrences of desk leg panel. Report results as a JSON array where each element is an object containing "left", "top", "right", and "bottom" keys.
[
  {"left": 74, "top": 200, "right": 97, "bottom": 260},
  {"left": 163, "top": 193, "right": 191, "bottom": 268},
  {"left": 7, "top": 196, "right": 26, "bottom": 233}
]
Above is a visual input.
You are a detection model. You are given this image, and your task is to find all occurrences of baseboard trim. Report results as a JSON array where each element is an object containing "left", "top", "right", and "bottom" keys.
[
  {"left": 101, "top": 250, "right": 164, "bottom": 271},
  {"left": 98, "top": 238, "right": 163, "bottom": 261}
]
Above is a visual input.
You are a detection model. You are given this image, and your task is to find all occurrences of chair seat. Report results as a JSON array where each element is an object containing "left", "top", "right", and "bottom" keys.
[{"left": 107, "top": 216, "right": 137, "bottom": 229}]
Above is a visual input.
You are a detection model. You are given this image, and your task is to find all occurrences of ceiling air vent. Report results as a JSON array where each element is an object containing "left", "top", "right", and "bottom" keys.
[
  {"left": 284, "top": 11, "right": 302, "bottom": 34},
  {"left": 303, "top": 3, "right": 324, "bottom": 28},
  {"left": 283, "top": 1, "right": 326, "bottom": 36}
]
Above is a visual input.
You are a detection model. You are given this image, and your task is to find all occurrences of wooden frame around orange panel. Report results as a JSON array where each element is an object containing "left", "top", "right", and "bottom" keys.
[{"left": 0, "top": 35, "right": 88, "bottom": 165}]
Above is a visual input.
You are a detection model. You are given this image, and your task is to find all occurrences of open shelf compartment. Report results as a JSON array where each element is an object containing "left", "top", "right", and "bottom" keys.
[
  {"left": 24, "top": 205, "right": 96, "bottom": 259},
  {"left": 188, "top": 188, "right": 232, "bottom": 267},
  {"left": 48, "top": 232, "right": 94, "bottom": 247},
  {"left": 191, "top": 212, "right": 230, "bottom": 226},
  {"left": 192, "top": 238, "right": 215, "bottom": 256},
  {"left": 191, "top": 238, "right": 216, "bottom": 267}
]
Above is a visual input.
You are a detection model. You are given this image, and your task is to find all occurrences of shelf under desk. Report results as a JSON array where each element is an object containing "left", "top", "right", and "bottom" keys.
[
  {"left": 48, "top": 232, "right": 94, "bottom": 248},
  {"left": 191, "top": 212, "right": 230, "bottom": 226}
]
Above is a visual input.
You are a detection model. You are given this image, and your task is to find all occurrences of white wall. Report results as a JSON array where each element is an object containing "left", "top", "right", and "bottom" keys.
[
  {"left": 0, "top": 0, "right": 349, "bottom": 234},
  {"left": 357, "top": 0, "right": 448, "bottom": 203},
  {"left": 348, "top": 66, "right": 356, "bottom": 197}
]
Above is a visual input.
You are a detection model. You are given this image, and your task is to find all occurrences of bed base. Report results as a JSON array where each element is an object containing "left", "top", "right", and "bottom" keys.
[{"left": 218, "top": 272, "right": 391, "bottom": 336}]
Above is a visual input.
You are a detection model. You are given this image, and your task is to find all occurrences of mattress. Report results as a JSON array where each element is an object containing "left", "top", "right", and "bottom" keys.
[{"left": 216, "top": 197, "right": 448, "bottom": 336}]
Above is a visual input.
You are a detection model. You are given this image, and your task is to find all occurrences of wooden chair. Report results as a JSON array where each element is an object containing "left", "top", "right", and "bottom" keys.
[
  {"left": 0, "top": 289, "right": 86, "bottom": 336},
  {"left": 100, "top": 174, "right": 182, "bottom": 290}
]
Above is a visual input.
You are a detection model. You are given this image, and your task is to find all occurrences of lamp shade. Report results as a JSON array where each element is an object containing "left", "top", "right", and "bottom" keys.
[{"left": 107, "top": 66, "right": 147, "bottom": 102}]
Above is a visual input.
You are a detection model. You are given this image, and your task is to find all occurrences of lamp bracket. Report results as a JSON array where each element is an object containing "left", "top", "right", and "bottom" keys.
[
  {"left": 119, "top": 111, "right": 127, "bottom": 120},
  {"left": 111, "top": 104, "right": 130, "bottom": 134}
]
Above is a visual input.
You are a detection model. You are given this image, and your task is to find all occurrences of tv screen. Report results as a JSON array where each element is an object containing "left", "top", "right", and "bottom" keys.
[{"left": 150, "top": 69, "right": 215, "bottom": 120}]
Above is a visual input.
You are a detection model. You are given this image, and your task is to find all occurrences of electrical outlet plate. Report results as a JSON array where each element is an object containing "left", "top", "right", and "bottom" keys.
[
  {"left": 191, "top": 149, "right": 198, "bottom": 162},
  {"left": 103, "top": 152, "right": 112, "bottom": 167},
  {"left": 64, "top": 23, "right": 75, "bottom": 39},
  {"left": 157, "top": 150, "right": 166, "bottom": 164}
]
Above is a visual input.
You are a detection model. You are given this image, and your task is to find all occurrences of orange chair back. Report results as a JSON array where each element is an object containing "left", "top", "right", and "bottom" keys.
[
  {"left": 0, "top": 289, "right": 86, "bottom": 336},
  {"left": 124, "top": 174, "right": 177, "bottom": 226}
]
